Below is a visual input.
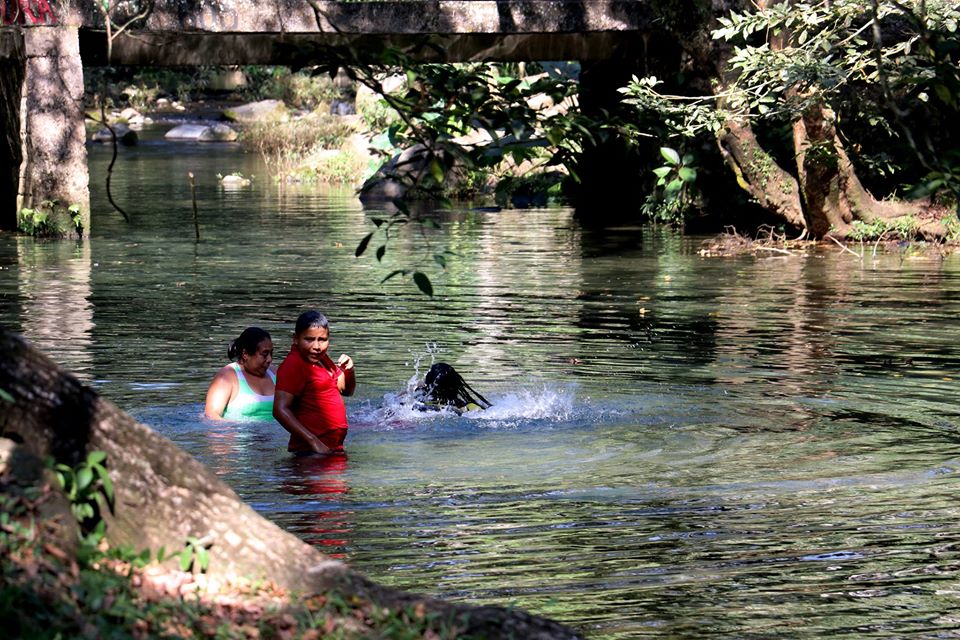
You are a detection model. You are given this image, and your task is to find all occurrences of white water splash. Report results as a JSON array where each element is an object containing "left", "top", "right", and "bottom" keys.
[
  {"left": 470, "top": 384, "right": 576, "bottom": 423},
  {"left": 354, "top": 383, "right": 579, "bottom": 430}
]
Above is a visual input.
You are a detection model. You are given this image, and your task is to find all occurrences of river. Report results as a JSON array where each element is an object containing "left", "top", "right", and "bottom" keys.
[{"left": 2, "top": 129, "right": 959, "bottom": 638}]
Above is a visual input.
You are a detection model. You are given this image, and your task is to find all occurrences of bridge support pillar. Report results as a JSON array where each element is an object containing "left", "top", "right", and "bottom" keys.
[
  {"left": 2, "top": 26, "right": 90, "bottom": 237},
  {"left": 571, "top": 59, "right": 648, "bottom": 219},
  {"left": 0, "top": 28, "right": 25, "bottom": 232}
]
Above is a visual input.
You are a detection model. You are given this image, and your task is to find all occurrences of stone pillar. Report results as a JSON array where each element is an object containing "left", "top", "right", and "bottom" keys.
[
  {"left": 0, "top": 28, "right": 25, "bottom": 232},
  {"left": 18, "top": 26, "right": 89, "bottom": 237}
]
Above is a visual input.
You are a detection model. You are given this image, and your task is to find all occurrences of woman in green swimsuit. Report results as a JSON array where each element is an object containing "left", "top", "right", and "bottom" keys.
[{"left": 204, "top": 327, "right": 276, "bottom": 421}]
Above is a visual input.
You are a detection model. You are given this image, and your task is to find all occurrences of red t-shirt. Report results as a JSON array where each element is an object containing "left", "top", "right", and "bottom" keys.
[{"left": 275, "top": 349, "right": 348, "bottom": 452}]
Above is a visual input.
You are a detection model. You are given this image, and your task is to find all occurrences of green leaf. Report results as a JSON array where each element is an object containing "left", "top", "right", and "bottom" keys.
[
  {"left": 355, "top": 232, "right": 373, "bottom": 257},
  {"left": 678, "top": 167, "right": 698, "bottom": 182},
  {"left": 653, "top": 166, "right": 672, "bottom": 179},
  {"left": 412, "top": 271, "right": 434, "bottom": 297},
  {"left": 376, "top": 245, "right": 386, "bottom": 262},
  {"left": 665, "top": 178, "right": 684, "bottom": 194},
  {"left": 86, "top": 451, "right": 107, "bottom": 466},
  {"left": 197, "top": 547, "right": 210, "bottom": 572},
  {"left": 76, "top": 467, "right": 94, "bottom": 492},
  {"left": 179, "top": 547, "right": 192, "bottom": 572},
  {"left": 371, "top": 217, "right": 385, "bottom": 228},
  {"left": 433, "top": 254, "right": 447, "bottom": 268},
  {"left": 659, "top": 147, "right": 681, "bottom": 165},
  {"left": 0, "top": 388, "right": 13, "bottom": 403},
  {"left": 94, "top": 466, "right": 114, "bottom": 507}
]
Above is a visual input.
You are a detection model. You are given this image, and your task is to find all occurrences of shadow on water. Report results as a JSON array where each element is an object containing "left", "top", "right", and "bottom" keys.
[{"left": 2, "top": 132, "right": 960, "bottom": 637}]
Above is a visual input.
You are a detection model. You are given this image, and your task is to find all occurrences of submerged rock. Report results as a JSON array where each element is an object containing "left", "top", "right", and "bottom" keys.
[{"left": 91, "top": 124, "right": 138, "bottom": 146}]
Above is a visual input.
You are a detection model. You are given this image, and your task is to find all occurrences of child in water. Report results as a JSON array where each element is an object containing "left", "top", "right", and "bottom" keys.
[
  {"left": 273, "top": 310, "right": 356, "bottom": 455},
  {"left": 413, "top": 363, "right": 491, "bottom": 413},
  {"left": 204, "top": 327, "right": 275, "bottom": 421}
]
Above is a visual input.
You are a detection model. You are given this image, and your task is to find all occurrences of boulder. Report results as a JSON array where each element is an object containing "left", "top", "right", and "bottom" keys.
[
  {"left": 199, "top": 123, "right": 239, "bottom": 142},
  {"left": 165, "top": 123, "right": 238, "bottom": 142},
  {"left": 222, "top": 99, "right": 288, "bottom": 124}
]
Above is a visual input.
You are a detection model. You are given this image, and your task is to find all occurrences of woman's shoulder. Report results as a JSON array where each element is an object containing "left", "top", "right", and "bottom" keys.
[{"left": 211, "top": 362, "right": 240, "bottom": 381}]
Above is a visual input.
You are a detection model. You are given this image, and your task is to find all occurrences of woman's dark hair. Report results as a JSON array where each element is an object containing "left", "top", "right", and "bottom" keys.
[
  {"left": 228, "top": 327, "right": 271, "bottom": 361},
  {"left": 295, "top": 310, "right": 329, "bottom": 334},
  {"left": 422, "top": 363, "right": 492, "bottom": 409}
]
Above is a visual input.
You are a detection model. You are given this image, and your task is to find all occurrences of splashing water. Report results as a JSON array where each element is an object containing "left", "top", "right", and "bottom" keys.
[
  {"left": 469, "top": 383, "right": 577, "bottom": 425},
  {"left": 353, "top": 382, "right": 579, "bottom": 431}
]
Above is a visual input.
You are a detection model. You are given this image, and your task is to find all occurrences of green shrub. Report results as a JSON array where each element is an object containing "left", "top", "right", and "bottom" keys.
[
  {"left": 238, "top": 66, "right": 341, "bottom": 110},
  {"left": 18, "top": 201, "right": 83, "bottom": 237},
  {"left": 240, "top": 115, "right": 356, "bottom": 180}
]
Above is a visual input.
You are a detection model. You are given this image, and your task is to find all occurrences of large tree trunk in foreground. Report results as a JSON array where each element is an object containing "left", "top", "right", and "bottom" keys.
[{"left": 0, "top": 328, "right": 581, "bottom": 639}]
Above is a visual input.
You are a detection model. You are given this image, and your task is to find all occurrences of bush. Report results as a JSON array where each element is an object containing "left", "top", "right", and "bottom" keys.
[
  {"left": 238, "top": 66, "right": 341, "bottom": 111},
  {"left": 240, "top": 115, "right": 356, "bottom": 180}
]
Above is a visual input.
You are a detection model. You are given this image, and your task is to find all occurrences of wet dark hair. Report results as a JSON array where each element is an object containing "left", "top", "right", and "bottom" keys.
[
  {"left": 421, "top": 363, "right": 492, "bottom": 409},
  {"left": 228, "top": 327, "right": 271, "bottom": 361},
  {"left": 294, "top": 310, "right": 329, "bottom": 335}
]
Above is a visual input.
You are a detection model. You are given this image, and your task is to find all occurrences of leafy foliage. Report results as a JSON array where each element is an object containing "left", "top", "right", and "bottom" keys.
[
  {"left": 642, "top": 146, "right": 701, "bottom": 224},
  {"left": 17, "top": 201, "right": 83, "bottom": 237},
  {"left": 622, "top": 0, "right": 960, "bottom": 209},
  {"left": 52, "top": 450, "right": 114, "bottom": 528},
  {"left": 178, "top": 535, "right": 211, "bottom": 573}
]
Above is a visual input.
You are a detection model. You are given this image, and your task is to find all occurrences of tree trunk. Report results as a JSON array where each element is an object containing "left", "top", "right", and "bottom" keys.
[
  {"left": 716, "top": 118, "right": 807, "bottom": 231},
  {"left": 792, "top": 101, "right": 943, "bottom": 239},
  {"left": 0, "top": 328, "right": 582, "bottom": 639}
]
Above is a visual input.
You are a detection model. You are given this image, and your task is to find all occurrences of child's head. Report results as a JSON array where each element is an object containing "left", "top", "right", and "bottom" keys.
[
  {"left": 424, "top": 363, "right": 466, "bottom": 406},
  {"left": 421, "top": 362, "right": 492, "bottom": 410},
  {"left": 292, "top": 310, "right": 331, "bottom": 364},
  {"left": 295, "top": 310, "right": 328, "bottom": 335}
]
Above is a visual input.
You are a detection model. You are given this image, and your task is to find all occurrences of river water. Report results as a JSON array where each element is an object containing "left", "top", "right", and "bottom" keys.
[{"left": 2, "top": 131, "right": 960, "bottom": 638}]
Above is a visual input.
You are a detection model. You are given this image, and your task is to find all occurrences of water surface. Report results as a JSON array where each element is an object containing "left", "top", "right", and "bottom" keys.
[{"left": 2, "top": 132, "right": 959, "bottom": 638}]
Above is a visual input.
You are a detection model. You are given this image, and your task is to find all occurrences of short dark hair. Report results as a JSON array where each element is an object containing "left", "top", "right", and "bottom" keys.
[
  {"left": 228, "top": 327, "right": 271, "bottom": 361},
  {"left": 294, "top": 310, "right": 329, "bottom": 335}
]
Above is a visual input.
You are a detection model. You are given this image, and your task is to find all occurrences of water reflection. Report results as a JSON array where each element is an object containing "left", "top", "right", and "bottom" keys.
[
  {"left": 279, "top": 453, "right": 352, "bottom": 558},
  {"left": 16, "top": 237, "right": 94, "bottom": 380}
]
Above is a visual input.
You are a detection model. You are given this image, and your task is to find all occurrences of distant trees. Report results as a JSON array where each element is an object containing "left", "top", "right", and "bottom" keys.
[{"left": 622, "top": 0, "right": 960, "bottom": 240}]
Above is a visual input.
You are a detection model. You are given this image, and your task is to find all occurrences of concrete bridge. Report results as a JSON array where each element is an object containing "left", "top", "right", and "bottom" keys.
[{"left": 1, "top": 0, "right": 668, "bottom": 234}]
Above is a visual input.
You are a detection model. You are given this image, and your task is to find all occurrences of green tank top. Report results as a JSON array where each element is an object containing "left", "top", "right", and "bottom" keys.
[{"left": 222, "top": 362, "right": 276, "bottom": 421}]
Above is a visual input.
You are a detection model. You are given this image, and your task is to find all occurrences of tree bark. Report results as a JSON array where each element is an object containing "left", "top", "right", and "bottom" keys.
[
  {"left": 0, "top": 328, "right": 582, "bottom": 639},
  {"left": 716, "top": 118, "right": 807, "bottom": 231}
]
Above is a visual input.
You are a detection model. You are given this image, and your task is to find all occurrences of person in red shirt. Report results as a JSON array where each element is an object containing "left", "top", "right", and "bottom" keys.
[{"left": 273, "top": 310, "right": 356, "bottom": 454}]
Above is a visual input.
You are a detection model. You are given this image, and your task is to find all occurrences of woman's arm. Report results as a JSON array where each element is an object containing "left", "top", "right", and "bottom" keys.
[
  {"left": 203, "top": 367, "right": 237, "bottom": 420},
  {"left": 273, "top": 390, "right": 331, "bottom": 454}
]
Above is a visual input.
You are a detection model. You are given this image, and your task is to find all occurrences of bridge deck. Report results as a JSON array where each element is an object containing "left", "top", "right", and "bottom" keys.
[{"left": 65, "top": 0, "right": 654, "bottom": 64}]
